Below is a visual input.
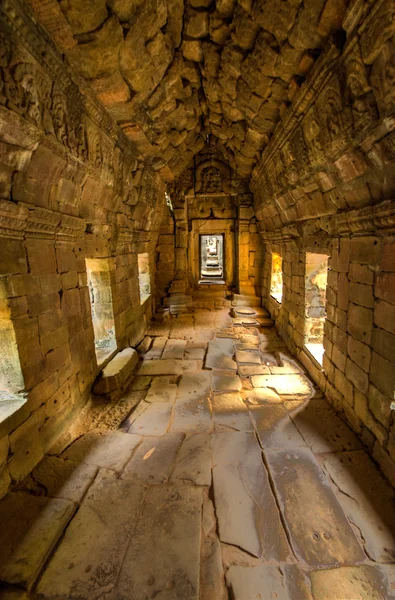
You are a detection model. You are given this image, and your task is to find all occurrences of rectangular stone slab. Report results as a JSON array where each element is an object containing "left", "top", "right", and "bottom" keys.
[
  {"left": 144, "top": 336, "right": 167, "bottom": 359},
  {"left": 172, "top": 373, "right": 213, "bottom": 433},
  {"left": 235, "top": 349, "right": 261, "bottom": 365},
  {"left": 36, "top": 472, "right": 146, "bottom": 599},
  {"left": 114, "top": 486, "right": 204, "bottom": 600},
  {"left": 62, "top": 430, "right": 142, "bottom": 471},
  {"left": 212, "top": 373, "right": 242, "bottom": 393},
  {"left": 0, "top": 493, "right": 75, "bottom": 590},
  {"left": 238, "top": 365, "right": 270, "bottom": 376},
  {"left": 249, "top": 405, "right": 306, "bottom": 450},
  {"left": 211, "top": 432, "right": 292, "bottom": 561},
  {"left": 128, "top": 401, "right": 173, "bottom": 436},
  {"left": 251, "top": 373, "right": 313, "bottom": 397},
  {"left": 288, "top": 399, "right": 362, "bottom": 453},
  {"left": 162, "top": 339, "right": 186, "bottom": 359},
  {"left": 212, "top": 393, "right": 254, "bottom": 432},
  {"left": 122, "top": 432, "right": 185, "bottom": 484},
  {"left": 226, "top": 564, "right": 312, "bottom": 600},
  {"left": 138, "top": 359, "right": 202, "bottom": 376},
  {"left": 145, "top": 376, "right": 178, "bottom": 403},
  {"left": 206, "top": 338, "right": 237, "bottom": 371},
  {"left": 308, "top": 565, "right": 392, "bottom": 600},
  {"left": 321, "top": 450, "right": 395, "bottom": 563},
  {"left": 265, "top": 447, "right": 365, "bottom": 567},
  {"left": 170, "top": 433, "right": 212, "bottom": 486}
]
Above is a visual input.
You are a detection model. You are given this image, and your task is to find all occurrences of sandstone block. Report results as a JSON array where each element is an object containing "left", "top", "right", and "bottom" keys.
[
  {"left": 350, "top": 236, "right": 381, "bottom": 265},
  {"left": 347, "top": 303, "right": 373, "bottom": 344},
  {"left": 94, "top": 348, "right": 138, "bottom": 395},
  {"left": 345, "top": 358, "right": 368, "bottom": 394},
  {"left": 374, "top": 300, "right": 395, "bottom": 335}
]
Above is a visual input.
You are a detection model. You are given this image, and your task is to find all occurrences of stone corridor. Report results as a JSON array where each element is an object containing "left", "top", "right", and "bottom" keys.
[{"left": 0, "top": 302, "right": 394, "bottom": 600}]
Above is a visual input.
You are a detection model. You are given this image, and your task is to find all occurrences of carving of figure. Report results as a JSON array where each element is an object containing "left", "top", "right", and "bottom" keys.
[
  {"left": 200, "top": 166, "right": 223, "bottom": 193},
  {"left": 14, "top": 63, "right": 41, "bottom": 127},
  {"left": 52, "top": 92, "right": 68, "bottom": 146},
  {"left": 345, "top": 44, "right": 378, "bottom": 129},
  {"left": 0, "top": 33, "right": 11, "bottom": 105},
  {"left": 371, "top": 39, "right": 395, "bottom": 117}
]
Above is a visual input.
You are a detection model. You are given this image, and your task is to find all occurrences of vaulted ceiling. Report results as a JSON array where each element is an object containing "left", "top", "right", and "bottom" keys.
[{"left": 27, "top": 0, "right": 349, "bottom": 180}]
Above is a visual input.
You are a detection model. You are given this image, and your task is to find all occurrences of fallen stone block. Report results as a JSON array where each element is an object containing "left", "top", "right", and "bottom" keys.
[{"left": 93, "top": 348, "right": 138, "bottom": 397}]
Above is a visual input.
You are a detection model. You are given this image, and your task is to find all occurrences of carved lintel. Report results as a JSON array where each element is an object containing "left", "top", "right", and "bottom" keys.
[{"left": 0, "top": 199, "right": 28, "bottom": 238}]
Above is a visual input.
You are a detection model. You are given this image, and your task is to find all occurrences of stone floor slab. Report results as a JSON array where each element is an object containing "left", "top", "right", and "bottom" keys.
[
  {"left": 138, "top": 359, "right": 202, "bottom": 376},
  {"left": 162, "top": 338, "right": 187, "bottom": 359},
  {"left": 114, "top": 486, "right": 203, "bottom": 600},
  {"left": 238, "top": 365, "right": 270, "bottom": 376},
  {"left": 265, "top": 447, "right": 365, "bottom": 567},
  {"left": 206, "top": 338, "right": 237, "bottom": 371},
  {"left": 62, "top": 430, "right": 142, "bottom": 471},
  {"left": 249, "top": 405, "right": 306, "bottom": 450},
  {"left": 144, "top": 336, "right": 167, "bottom": 359},
  {"left": 128, "top": 402, "right": 173, "bottom": 436},
  {"left": 235, "top": 349, "right": 261, "bottom": 365},
  {"left": 122, "top": 432, "right": 185, "bottom": 484},
  {"left": 242, "top": 387, "right": 282, "bottom": 404},
  {"left": 200, "top": 537, "right": 227, "bottom": 600},
  {"left": 251, "top": 373, "right": 313, "bottom": 397},
  {"left": 212, "top": 373, "right": 242, "bottom": 393},
  {"left": 170, "top": 433, "right": 212, "bottom": 486},
  {"left": 288, "top": 399, "right": 362, "bottom": 453},
  {"left": 172, "top": 372, "right": 213, "bottom": 433},
  {"left": 321, "top": 450, "right": 395, "bottom": 562},
  {"left": 308, "top": 565, "right": 393, "bottom": 600},
  {"left": 211, "top": 432, "right": 292, "bottom": 561},
  {"left": 21, "top": 456, "right": 98, "bottom": 503},
  {"left": 36, "top": 472, "right": 146, "bottom": 599},
  {"left": 212, "top": 393, "right": 254, "bottom": 432},
  {"left": 145, "top": 376, "right": 178, "bottom": 403},
  {"left": 0, "top": 493, "right": 75, "bottom": 590}
]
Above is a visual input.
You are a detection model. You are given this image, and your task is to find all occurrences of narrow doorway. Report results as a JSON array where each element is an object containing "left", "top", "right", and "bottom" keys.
[{"left": 199, "top": 234, "right": 225, "bottom": 284}]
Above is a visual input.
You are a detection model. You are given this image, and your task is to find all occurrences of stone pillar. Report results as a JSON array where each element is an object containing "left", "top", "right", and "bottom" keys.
[{"left": 237, "top": 196, "right": 256, "bottom": 295}]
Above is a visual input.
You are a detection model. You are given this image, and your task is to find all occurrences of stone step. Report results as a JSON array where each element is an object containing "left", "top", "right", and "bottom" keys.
[
  {"left": 93, "top": 348, "right": 138, "bottom": 398},
  {"left": 231, "top": 294, "right": 261, "bottom": 307}
]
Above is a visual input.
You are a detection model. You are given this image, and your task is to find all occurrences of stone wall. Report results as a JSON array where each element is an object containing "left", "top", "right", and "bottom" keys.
[
  {"left": 0, "top": 1, "right": 168, "bottom": 498},
  {"left": 253, "top": 0, "right": 395, "bottom": 485}
]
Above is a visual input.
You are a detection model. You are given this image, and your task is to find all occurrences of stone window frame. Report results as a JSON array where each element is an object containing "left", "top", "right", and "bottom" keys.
[
  {"left": 137, "top": 253, "right": 151, "bottom": 305},
  {"left": 0, "top": 278, "right": 28, "bottom": 423},
  {"left": 85, "top": 258, "right": 117, "bottom": 367},
  {"left": 270, "top": 252, "right": 283, "bottom": 303},
  {"left": 303, "top": 252, "right": 329, "bottom": 366}
]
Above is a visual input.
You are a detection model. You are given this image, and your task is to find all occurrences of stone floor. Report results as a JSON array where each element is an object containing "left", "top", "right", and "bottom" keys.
[{"left": 0, "top": 305, "right": 395, "bottom": 600}]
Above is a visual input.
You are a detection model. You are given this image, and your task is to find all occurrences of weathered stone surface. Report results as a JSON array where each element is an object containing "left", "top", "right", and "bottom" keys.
[
  {"left": 266, "top": 448, "right": 365, "bottom": 567},
  {"left": 162, "top": 338, "right": 186, "bottom": 359},
  {"left": 122, "top": 432, "right": 185, "bottom": 483},
  {"left": 249, "top": 405, "right": 306, "bottom": 450},
  {"left": 288, "top": 399, "right": 362, "bottom": 453},
  {"left": 200, "top": 537, "right": 227, "bottom": 600},
  {"left": 308, "top": 565, "right": 393, "bottom": 600},
  {"left": 212, "top": 373, "right": 242, "bottom": 393},
  {"left": 93, "top": 348, "right": 138, "bottom": 395},
  {"left": 22, "top": 456, "right": 98, "bottom": 503},
  {"left": 138, "top": 359, "right": 202, "bottom": 375},
  {"left": 0, "top": 493, "right": 74, "bottom": 589},
  {"left": 170, "top": 432, "right": 212, "bottom": 485},
  {"left": 212, "top": 392, "right": 254, "bottom": 431},
  {"left": 172, "top": 372, "right": 212, "bottom": 432},
  {"left": 62, "top": 430, "right": 142, "bottom": 471},
  {"left": 211, "top": 432, "right": 292, "bottom": 560},
  {"left": 251, "top": 373, "right": 313, "bottom": 397},
  {"left": 206, "top": 338, "right": 237, "bottom": 370},
  {"left": 226, "top": 564, "right": 313, "bottom": 600},
  {"left": 321, "top": 450, "right": 395, "bottom": 563},
  {"left": 128, "top": 401, "right": 173, "bottom": 435},
  {"left": 145, "top": 376, "right": 178, "bottom": 403},
  {"left": 235, "top": 349, "right": 261, "bottom": 365},
  {"left": 114, "top": 486, "right": 203, "bottom": 600},
  {"left": 243, "top": 387, "right": 282, "bottom": 404},
  {"left": 36, "top": 472, "right": 146, "bottom": 599}
]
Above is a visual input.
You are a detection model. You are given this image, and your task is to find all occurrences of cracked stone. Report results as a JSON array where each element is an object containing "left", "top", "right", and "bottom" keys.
[
  {"left": 249, "top": 405, "right": 306, "bottom": 450},
  {"left": 122, "top": 432, "right": 185, "bottom": 484},
  {"left": 128, "top": 402, "right": 173, "bottom": 435},
  {"left": 170, "top": 432, "right": 212, "bottom": 486},
  {"left": 62, "top": 430, "right": 142, "bottom": 471}
]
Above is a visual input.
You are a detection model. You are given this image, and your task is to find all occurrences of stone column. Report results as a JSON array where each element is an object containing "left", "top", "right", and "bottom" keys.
[{"left": 237, "top": 196, "right": 256, "bottom": 295}]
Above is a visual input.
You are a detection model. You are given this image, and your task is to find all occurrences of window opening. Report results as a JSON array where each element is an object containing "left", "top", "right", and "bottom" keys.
[
  {"left": 138, "top": 253, "right": 151, "bottom": 304},
  {"left": 270, "top": 253, "right": 283, "bottom": 302},
  {"left": 85, "top": 259, "right": 117, "bottom": 365},
  {"left": 200, "top": 234, "right": 225, "bottom": 284},
  {"left": 0, "top": 281, "right": 27, "bottom": 421},
  {"left": 304, "top": 253, "right": 329, "bottom": 365}
]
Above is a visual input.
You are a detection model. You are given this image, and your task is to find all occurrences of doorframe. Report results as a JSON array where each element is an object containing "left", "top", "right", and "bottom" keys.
[{"left": 199, "top": 233, "right": 225, "bottom": 282}]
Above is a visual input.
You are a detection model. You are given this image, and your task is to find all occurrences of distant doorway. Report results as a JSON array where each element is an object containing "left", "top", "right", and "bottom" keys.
[{"left": 199, "top": 234, "right": 225, "bottom": 284}]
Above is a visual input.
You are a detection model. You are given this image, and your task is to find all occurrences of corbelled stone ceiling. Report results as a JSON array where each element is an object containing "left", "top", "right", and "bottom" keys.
[{"left": 27, "top": 0, "right": 349, "bottom": 179}]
